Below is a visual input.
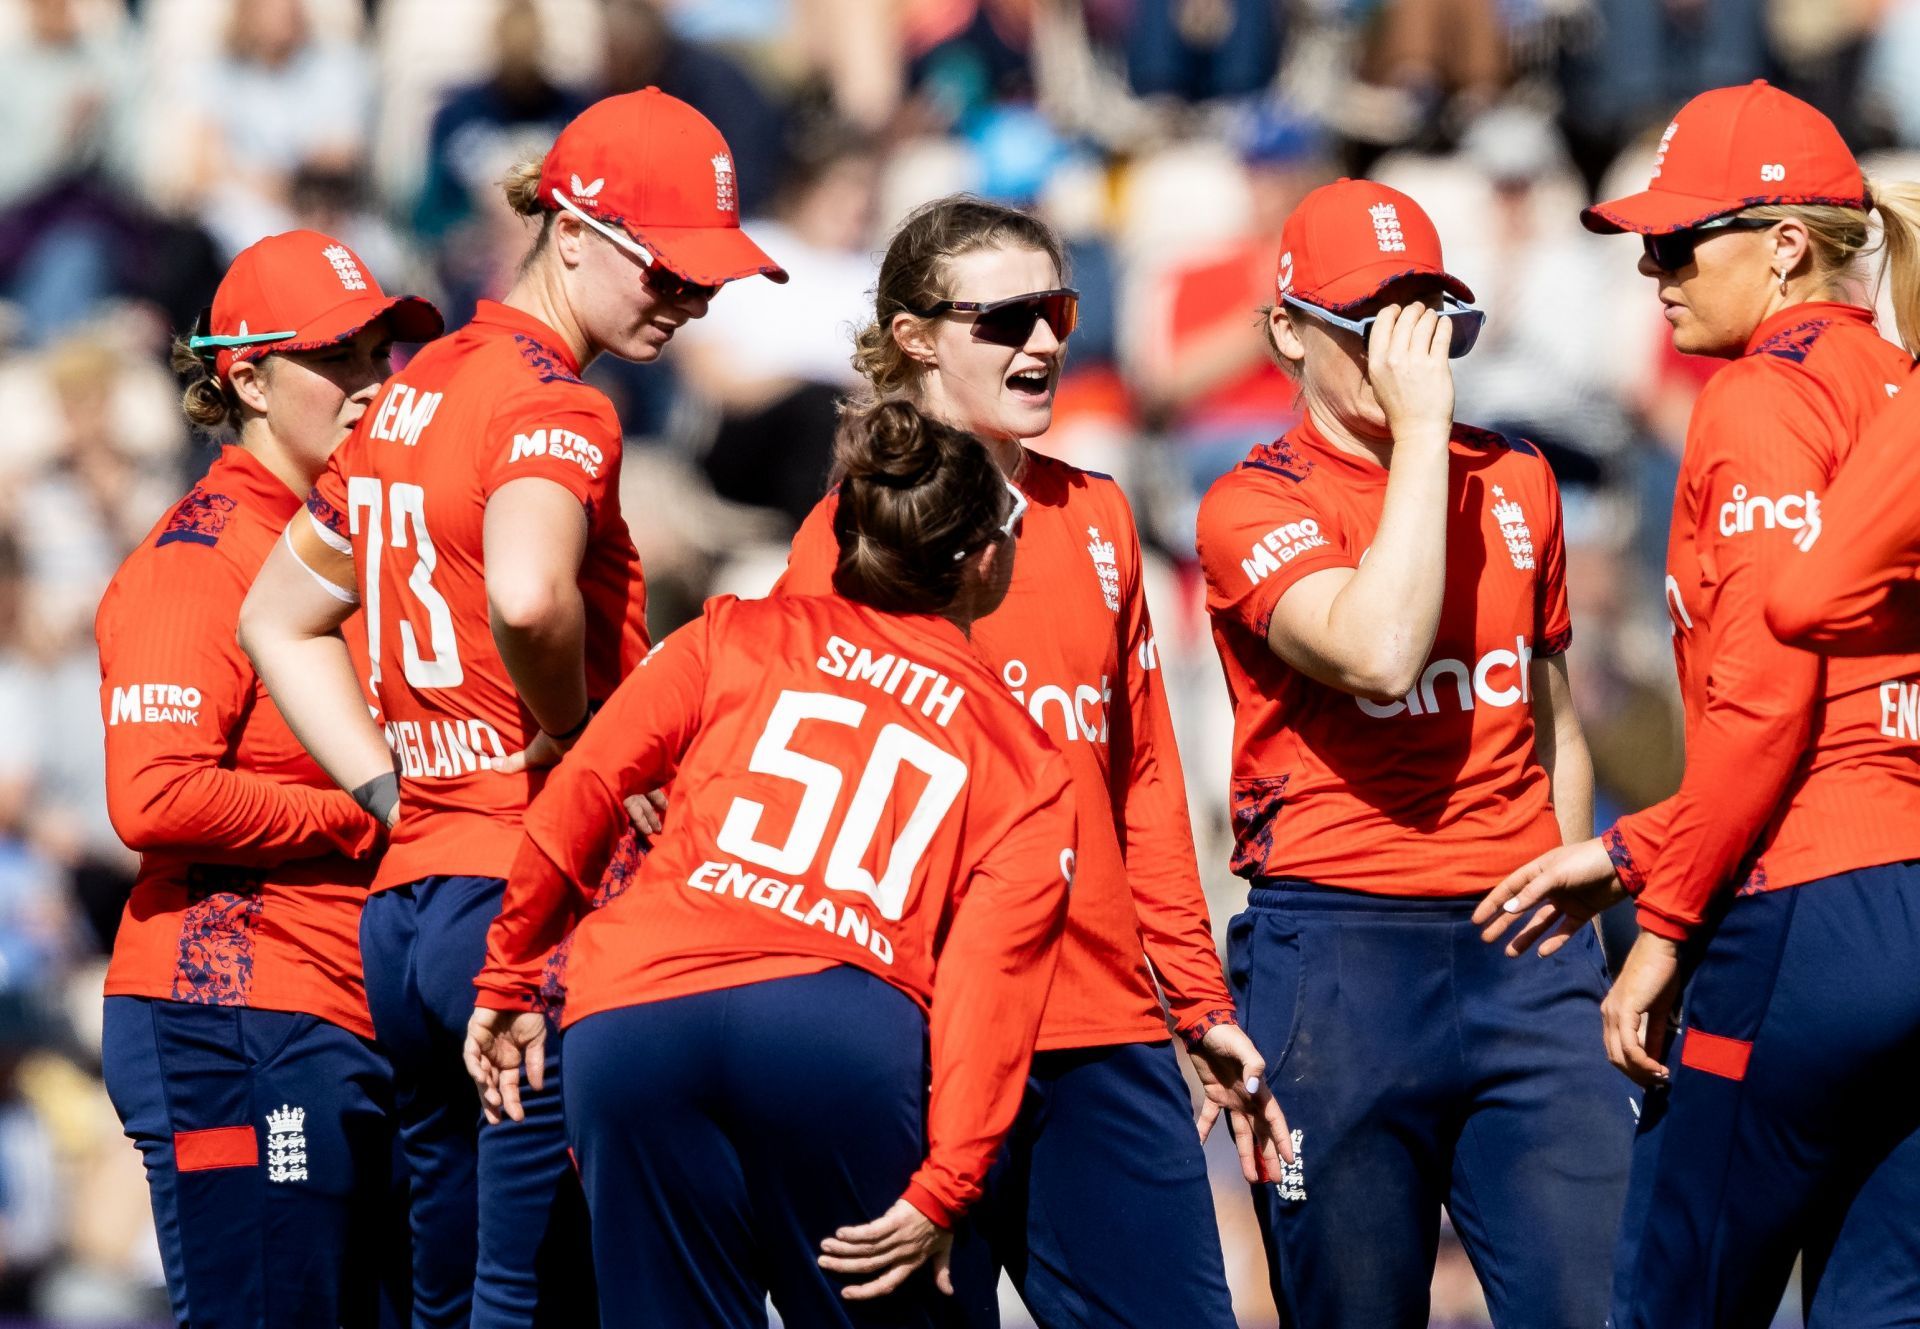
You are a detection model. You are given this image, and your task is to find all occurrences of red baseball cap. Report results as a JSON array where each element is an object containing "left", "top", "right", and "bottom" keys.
[
  {"left": 536, "top": 87, "right": 788, "bottom": 286},
  {"left": 1582, "top": 81, "right": 1865, "bottom": 235},
  {"left": 1275, "top": 178, "right": 1474, "bottom": 313},
  {"left": 194, "top": 230, "right": 443, "bottom": 380}
]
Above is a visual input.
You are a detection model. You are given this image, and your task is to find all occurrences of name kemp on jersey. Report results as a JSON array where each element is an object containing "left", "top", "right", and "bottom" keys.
[{"left": 366, "top": 383, "right": 443, "bottom": 448}]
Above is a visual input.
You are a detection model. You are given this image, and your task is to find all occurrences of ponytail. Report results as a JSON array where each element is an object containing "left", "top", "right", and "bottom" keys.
[
  {"left": 830, "top": 400, "right": 1011, "bottom": 614},
  {"left": 1869, "top": 178, "right": 1920, "bottom": 357}
]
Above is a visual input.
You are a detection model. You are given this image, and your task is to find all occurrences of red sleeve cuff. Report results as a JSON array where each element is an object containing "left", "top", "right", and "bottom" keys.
[
  {"left": 472, "top": 972, "right": 543, "bottom": 1012},
  {"left": 1603, "top": 824, "right": 1649, "bottom": 897},
  {"left": 900, "top": 1180, "right": 957, "bottom": 1231},
  {"left": 1177, "top": 1007, "right": 1239, "bottom": 1050},
  {"left": 1634, "top": 905, "right": 1693, "bottom": 943}
]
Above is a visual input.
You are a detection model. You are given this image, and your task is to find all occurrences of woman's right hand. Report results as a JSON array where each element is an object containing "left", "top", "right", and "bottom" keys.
[
  {"left": 817, "top": 1198, "right": 954, "bottom": 1301},
  {"left": 1366, "top": 303, "right": 1455, "bottom": 446},
  {"left": 1474, "top": 836, "right": 1625, "bottom": 957}
]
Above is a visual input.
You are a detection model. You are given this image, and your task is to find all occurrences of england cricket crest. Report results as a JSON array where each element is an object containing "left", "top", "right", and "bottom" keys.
[
  {"left": 266, "top": 1104, "right": 308, "bottom": 1183},
  {"left": 1086, "top": 526, "right": 1121, "bottom": 612},
  {"left": 1491, "top": 485, "right": 1535, "bottom": 570}
]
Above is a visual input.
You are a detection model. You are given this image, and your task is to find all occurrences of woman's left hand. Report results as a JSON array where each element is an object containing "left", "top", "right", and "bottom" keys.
[
  {"left": 818, "top": 1198, "right": 954, "bottom": 1301},
  {"left": 1601, "top": 933, "right": 1684, "bottom": 1087}
]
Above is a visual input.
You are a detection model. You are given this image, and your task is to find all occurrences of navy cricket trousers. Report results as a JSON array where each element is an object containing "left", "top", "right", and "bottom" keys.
[
  {"left": 949, "top": 1039, "right": 1236, "bottom": 1329},
  {"left": 1612, "top": 861, "right": 1920, "bottom": 1328},
  {"left": 360, "top": 874, "right": 594, "bottom": 1329},
  {"left": 1229, "top": 883, "right": 1634, "bottom": 1329},
  {"left": 102, "top": 996, "right": 401, "bottom": 1328},
  {"left": 565, "top": 965, "right": 955, "bottom": 1329}
]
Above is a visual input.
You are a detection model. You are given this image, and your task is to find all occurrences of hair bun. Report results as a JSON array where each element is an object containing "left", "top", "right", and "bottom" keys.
[{"left": 844, "top": 399, "right": 939, "bottom": 488}]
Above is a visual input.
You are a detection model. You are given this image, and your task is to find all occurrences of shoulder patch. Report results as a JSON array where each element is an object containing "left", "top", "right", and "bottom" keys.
[
  {"left": 1751, "top": 318, "right": 1831, "bottom": 364},
  {"left": 513, "top": 334, "right": 582, "bottom": 385},
  {"left": 1241, "top": 435, "right": 1315, "bottom": 482},
  {"left": 156, "top": 487, "right": 238, "bottom": 548}
]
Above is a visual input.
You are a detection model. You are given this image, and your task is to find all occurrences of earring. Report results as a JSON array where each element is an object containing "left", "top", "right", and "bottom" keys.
[{"left": 1776, "top": 269, "right": 1790, "bottom": 296}]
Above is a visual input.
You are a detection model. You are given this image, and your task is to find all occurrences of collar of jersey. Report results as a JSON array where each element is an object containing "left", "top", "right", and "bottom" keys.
[
  {"left": 213, "top": 442, "right": 305, "bottom": 517},
  {"left": 1741, "top": 300, "right": 1874, "bottom": 358},
  {"left": 471, "top": 299, "right": 582, "bottom": 378}
]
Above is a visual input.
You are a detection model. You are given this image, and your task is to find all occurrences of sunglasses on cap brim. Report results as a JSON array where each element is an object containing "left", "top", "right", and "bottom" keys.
[
  {"left": 1281, "top": 293, "right": 1485, "bottom": 359},
  {"left": 1640, "top": 215, "right": 1779, "bottom": 272},
  {"left": 550, "top": 187, "right": 724, "bottom": 303},
  {"left": 910, "top": 289, "right": 1079, "bottom": 348},
  {"left": 185, "top": 305, "right": 298, "bottom": 364},
  {"left": 953, "top": 481, "right": 1030, "bottom": 561}
]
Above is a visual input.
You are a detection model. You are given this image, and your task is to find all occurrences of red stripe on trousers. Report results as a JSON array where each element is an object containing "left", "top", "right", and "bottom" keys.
[
  {"left": 1680, "top": 1029, "right": 1753, "bottom": 1081},
  {"left": 174, "top": 1125, "right": 258, "bottom": 1172}
]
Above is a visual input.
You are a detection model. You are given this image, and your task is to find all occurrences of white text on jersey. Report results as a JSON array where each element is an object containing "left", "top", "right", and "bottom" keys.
[
  {"left": 685, "top": 859, "right": 895, "bottom": 964},
  {"left": 385, "top": 717, "right": 508, "bottom": 779},
  {"left": 1718, "top": 484, "right": 1822, "bottom": 551},
  {"left": 1355, "top": 637, "right": 1535, "bottom": 718},
  {"left": 367, "top": 385, "right": 443, "bottom": 447},
  {"left": 815, "top": 635, "right": 965, "bottom": 727},
  {"left": 1002, "top": 658, "right": 1109, "bottom": 744},
  {"left": 1242, "top": 519, "right": 1329, "bottom": 584},
  {"left": 1879, "top": 679, "right": 1920, "bottom": 740},
  {"left": 509, "top": 428, "right": 603, "bottom": 478},
  {"left": 108, "top": 683, "right": 202, "bottom": 725}
]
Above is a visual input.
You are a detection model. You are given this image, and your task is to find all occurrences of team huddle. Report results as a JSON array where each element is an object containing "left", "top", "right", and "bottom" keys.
[{"left": 92, "top": 78, "right": 1920, "bottom": 1329}]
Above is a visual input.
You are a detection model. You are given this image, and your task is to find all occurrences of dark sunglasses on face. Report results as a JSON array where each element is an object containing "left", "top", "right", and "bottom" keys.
[
  {"left": 1641, "top": 216, "right": 1778, "bottom": 272},
  {"left": 642, "top": 263, "right": 722, "bottom": 304},
  {"left": 909, "top": 288, "right": 1080, "bottom": 348},
  {"left": 1281, "top": 293, "right": 1486, "bottom": 359}
]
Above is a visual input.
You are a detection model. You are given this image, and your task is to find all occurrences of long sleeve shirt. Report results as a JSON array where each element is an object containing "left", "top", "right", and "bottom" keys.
[
  {"left": 98, "top": 446, "right": 381, "bottom": 1036},
  {"left": 774, "top": 451, "right": 1236, "bottom": 1050},
  {"left": 1607, "top": 303, "right": 1920, "bottom": 940},
  {"left": 474, "top": 593, "right": 1076, "bottom": 1229}
]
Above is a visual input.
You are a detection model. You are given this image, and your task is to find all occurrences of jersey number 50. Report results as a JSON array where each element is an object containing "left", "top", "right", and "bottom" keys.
[
  {"left": 715, "top": 689, "right": 967, "bottom": 921},
  {"left": 348, "top": 478, "right": 463, "bottom": 690}
]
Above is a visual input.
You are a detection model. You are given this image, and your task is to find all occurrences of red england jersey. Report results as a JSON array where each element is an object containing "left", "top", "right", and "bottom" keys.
[
  {"left": 1607, "top": 304, "right": 1920, "bottom": 940},
  {"left": 1768, "top": 357, "right": 1920, "bottom": 655},
  {"left": 99, "top": 447, "right": 381, "bottom": 1037},
  {"left": 306, "top": 300, "right": 649, "bottom": 890},
  {"left": 1196, "top": 414, "right": 1572, "bottom": 896},
  {"left": 475, "top": 594, "right": 1075, "bottom": 1229},
  {"left": 774, "top": 452, "right": 1234, "bottom": 1051}
]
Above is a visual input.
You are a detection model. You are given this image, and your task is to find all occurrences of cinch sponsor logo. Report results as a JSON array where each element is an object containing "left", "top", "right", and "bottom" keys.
[
  {"left": 1355, "top": 637, "right": 1534, "bottom": 718},
  {"left": 108, "top": 683, "right": 202, "bottom": 725},
  {"left": 368, "top": 384, "right": 442, "bottom": 447},
  {"left": 1665, "top": 574, "right": 1695, "bottom": 634},
  {"left": 1717, "top": 484, "right": 1821, "bottom": 551},
  {"left": 1242, "top": 519, "right": 1328, "bottom": 584},
  {"left": 1003, "top": 659, "right": 1109, "bottom": 744},
  {"left": 1879, "top": 679, "right": 1920, "bottom": 740},
  {"left": 509, "top": 428, "right": 603, "bottom": 478}
]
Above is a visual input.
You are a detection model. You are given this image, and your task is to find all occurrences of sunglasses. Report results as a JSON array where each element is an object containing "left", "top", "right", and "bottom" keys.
[
  {"left": 1282, "top": 293, "right": 1485, "bottom": 358},
  {"left": 954, "top": 481, "right": 1030, "bottom": 560},
  {"left": 185, "top": 305, "right": 297, "bottom": 363},
  {"left": 550, "top": 187, "right": 724, "bottom": 303},
  {"left": 1640, "top": 216, "right": 1778, "bottom": 272},
  {"left": 910, "top": 288, "right": 1079, "bottom": 348}
]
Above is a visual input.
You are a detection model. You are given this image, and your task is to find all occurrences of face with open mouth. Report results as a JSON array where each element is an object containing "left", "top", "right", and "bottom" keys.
[{"left": 913, "top": 245, "right": 1071, "bottom": 444}]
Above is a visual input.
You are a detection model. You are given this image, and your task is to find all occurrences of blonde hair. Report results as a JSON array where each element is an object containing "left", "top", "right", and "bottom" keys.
[
  {"left": 502, "top": 156, "right": 557, "bottom": 274},
  {"left": 1741, "top": 176, "right": 1920, "bottom": 355}
]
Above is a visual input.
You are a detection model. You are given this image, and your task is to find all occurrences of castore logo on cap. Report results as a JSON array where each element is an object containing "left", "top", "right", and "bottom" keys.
[
  {"left": 1277, "top": 250, "right": 1295, "bottom": 294},
  {"left": 570, "top": 174, "right": 605, "bottom": 205}
]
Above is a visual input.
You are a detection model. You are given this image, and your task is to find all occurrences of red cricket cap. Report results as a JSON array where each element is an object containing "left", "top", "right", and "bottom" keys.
[
  {"left": 536, "top": 87, "right": 788, "bottom": 286},
  {"left": 1582, "top": 81, "right": 1865, "bottom": 235},
  {"left": 1274, "top": 178, "right": 1474, "bottom": 313},
  {"left": 202, "top": 230, "right": 443, "bottom": 380}
]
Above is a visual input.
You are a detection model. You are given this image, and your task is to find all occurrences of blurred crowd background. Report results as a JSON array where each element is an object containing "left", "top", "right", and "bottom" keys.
[{"left": 1, "top": 0, "right": 1911, "bottom": 1322}]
